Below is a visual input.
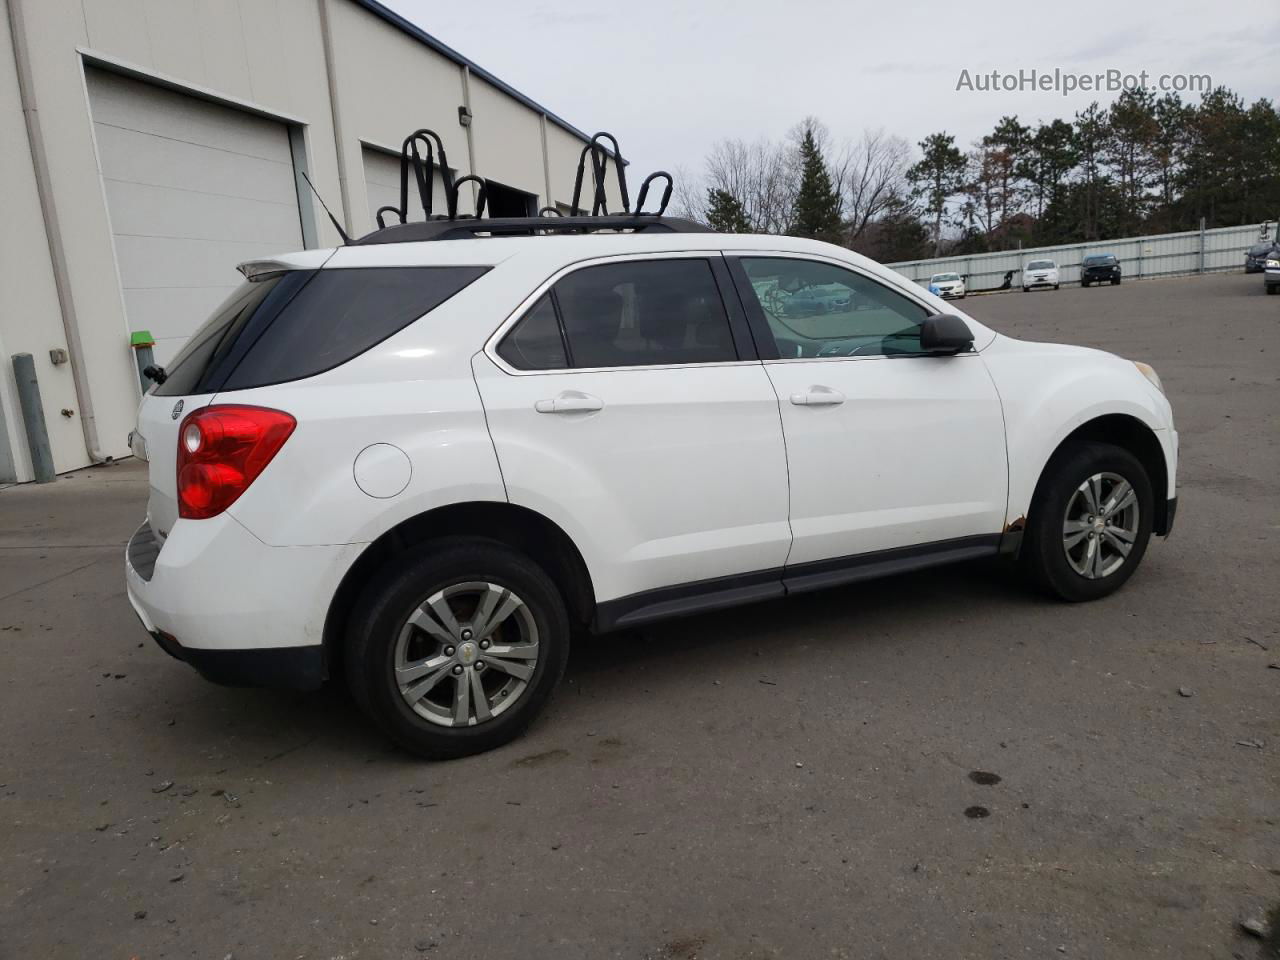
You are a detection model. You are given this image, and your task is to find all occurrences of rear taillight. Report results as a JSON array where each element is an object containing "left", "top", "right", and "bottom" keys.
[{"left": 176, "top": 405, "right": 296, "bottom": 519}]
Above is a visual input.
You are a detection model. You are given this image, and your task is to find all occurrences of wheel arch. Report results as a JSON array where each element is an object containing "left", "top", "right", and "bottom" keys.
[
  {"left": 1024, "top": 414, "right": 1171, "bottom": 537},
  {"left": 322, "top": 501, "right": 597, "bottom": 676}
]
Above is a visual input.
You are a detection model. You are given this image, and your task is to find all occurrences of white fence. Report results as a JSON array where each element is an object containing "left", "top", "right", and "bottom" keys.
[{"left": 887, "top": 223, "right": 1267, "bottom": 291}]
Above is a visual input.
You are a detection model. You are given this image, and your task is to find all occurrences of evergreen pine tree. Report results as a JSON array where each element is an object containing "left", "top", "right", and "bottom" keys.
[
  {"left": 705, "top": 188, "right": 751, "bottom": 233},
  {"left": 792, "top": 128, "right": 843, "bottom": 242}
]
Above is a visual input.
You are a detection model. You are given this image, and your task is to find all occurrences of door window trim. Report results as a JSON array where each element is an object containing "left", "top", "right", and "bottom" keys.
[
  {"left": 484, "top": 252, "right": 760, "bottom": 376},
  {"left": 724, "top": 252, "right": 964, "bottom": 363}
]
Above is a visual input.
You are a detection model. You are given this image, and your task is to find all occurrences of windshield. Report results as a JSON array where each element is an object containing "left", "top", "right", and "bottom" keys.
[
  {"left": 931, "top": 273, "right": 960, "bottom": 282},
  {"left": 1084, "top": 255, "right": 1116, "bottom": 265},
  {"left": 1027, "top": 260, "right": 1056, "bottom": 270}
]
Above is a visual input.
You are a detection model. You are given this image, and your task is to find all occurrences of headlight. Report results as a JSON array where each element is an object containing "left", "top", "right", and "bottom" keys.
[
  {"left": 1266, "top": 259, "right": 1280, "bottom": 268},
  {"left": 1133, "top": 361, "right": 1165, "bottom": 395}
]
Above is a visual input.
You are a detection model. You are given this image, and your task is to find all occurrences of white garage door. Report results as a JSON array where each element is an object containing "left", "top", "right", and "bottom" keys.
[
  {"left": 363, "top": 145, "right": 458, "bottom": 227},
  {"left": 87, "top": 68, "right": 304, "bottom": 366}
]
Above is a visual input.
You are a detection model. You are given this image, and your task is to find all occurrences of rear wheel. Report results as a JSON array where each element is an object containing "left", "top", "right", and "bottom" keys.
[
  {"left": 1022, "top": 442, "right": 1154, "bottom": 602},
  {"left": 345, "top": 539, "right": 570, "bottom": 759}
]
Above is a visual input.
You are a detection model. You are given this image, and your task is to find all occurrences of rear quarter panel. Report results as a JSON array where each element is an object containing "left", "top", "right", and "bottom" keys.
[{"left": 220, "top": 271, "right": 512, "bottom": 547}]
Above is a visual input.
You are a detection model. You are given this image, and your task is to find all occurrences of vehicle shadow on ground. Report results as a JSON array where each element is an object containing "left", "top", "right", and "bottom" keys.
[{"left": 138, "top": 557, "right": 1044, "bottom": 765}]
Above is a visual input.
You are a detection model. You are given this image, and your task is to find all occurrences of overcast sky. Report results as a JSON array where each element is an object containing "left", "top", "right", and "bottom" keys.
[{"left": 385, "top": 0, "right": 1278, "bottom": 192}]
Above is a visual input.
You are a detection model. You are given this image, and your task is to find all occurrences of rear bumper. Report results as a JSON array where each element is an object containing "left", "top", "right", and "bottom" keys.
[
  {"left": 125, "top": 514, "right": 364, "bottom": 690},
  {"left": 147, "top": 626, "right": 325, "bottom": 689}
]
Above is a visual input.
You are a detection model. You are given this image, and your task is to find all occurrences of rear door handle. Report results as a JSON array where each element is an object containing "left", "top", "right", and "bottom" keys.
[
  {"left": 534, "top": 391, "right": 604, "bottom": 414},
  {"left": 790, "top": 386, "right": 845, "bottom": 406}
]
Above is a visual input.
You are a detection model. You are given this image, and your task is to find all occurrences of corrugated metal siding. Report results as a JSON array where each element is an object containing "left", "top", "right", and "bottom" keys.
[{"left": 888, "top": 224, "right": 1265, "bottom": 289}]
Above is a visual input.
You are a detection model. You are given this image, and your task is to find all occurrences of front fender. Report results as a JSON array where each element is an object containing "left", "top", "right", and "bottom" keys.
[{"left": 981, "top": 336, "right": 1176, "bottom": 525}]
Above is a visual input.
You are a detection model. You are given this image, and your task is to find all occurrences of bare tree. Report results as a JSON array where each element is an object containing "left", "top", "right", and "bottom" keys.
[
  {"left": 673, "top": 136, "right": 800, "bottom": 233},
  {"left": 836, "top": 129, "right": 912, "bottom": 242}
]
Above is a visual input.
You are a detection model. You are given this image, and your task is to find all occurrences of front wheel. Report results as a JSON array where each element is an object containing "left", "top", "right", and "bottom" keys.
[
  {"left": 1054, "top": 283, "right": 1060, "bottom": 290},
  {"left": 345, "top": 539, "right": 571, "bottom": 759},
  {"left": 1111, "top": 279, "right": 1121, "bottom": 286},
  {"left": 1021, "top": 442, "right": 1154, "bottom": 602},
  {"left": 1082, "top": 280, "right": 1090, "bottom": 288}
]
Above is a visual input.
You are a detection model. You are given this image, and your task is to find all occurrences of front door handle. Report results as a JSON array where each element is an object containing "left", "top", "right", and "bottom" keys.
[
  {"left": 790, "top": 386, "right": 845, "bottom": 406},
  {"left": 534, "top": 391, "right": 604, "bottom": 414}
]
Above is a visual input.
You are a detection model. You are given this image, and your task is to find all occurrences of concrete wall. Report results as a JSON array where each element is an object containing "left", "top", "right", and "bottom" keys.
[{"left": 2, "top": 0, "right": 621, "bottom": 481}]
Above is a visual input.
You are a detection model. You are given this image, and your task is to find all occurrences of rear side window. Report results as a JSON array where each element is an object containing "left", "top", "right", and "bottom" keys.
[
  {"left": 497, "top": 258, "right": 737, "bottom": 371},
  {"left": 156, "top": 266, "right": 488, "bottom": 395},
  {"left": 496, "top": 295, "right": 567, "bottom": 370}
]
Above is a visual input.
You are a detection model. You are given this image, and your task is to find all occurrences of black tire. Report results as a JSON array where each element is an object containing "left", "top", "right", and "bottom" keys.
[
  {"left": 1082, "top": 280, "right": 1090, "bottom": 288},
  {"left": 345, "top": 538, "right": 571, "bottom": 759},
  {"left": 1022, "top": 285, "right": 1029, "bottom": 293},
  {"left": 1021, "top": 442, "right": 1154, "bottom": 602},
  {"left": 1111, "top": 279, "right": 1121, "bottom": 286},
  {"left": 1267, "top": 285, "right": 1278, "bottom": 295},
  {"left": 1054, "top": 283, "right": 1060, "bottom": 290}
]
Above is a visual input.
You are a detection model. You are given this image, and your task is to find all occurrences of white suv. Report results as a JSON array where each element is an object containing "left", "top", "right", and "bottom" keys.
[{"left": 125, "top": 216, "right": 1178, "bottom": 759}]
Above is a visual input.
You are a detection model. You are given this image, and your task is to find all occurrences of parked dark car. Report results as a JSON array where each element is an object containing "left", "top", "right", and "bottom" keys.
[
  {"left": 1246, "top": 243, "right": 1277, "bottom": 273},
  {"left": 1081, "top": 253, "right": 1122, "bottom": 287}
]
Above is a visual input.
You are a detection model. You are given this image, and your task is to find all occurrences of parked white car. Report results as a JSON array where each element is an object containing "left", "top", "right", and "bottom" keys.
[
  {"left": 125, "top": 217, "right": 1178, "bottom": 759},
  {"left": 1023, "top": 259, "right": 1060, "bottom": 291},
  {"left": 929, "top": 272, "right": 966, "bottom": 299}
]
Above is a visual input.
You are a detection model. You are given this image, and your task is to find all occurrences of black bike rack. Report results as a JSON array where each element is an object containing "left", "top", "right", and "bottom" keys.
[
  {"left": 570, "top": 132, "right": 673, "bottom": 217},
  {"left": 366, "top": 127, "right": 678, "bottom": 239}
]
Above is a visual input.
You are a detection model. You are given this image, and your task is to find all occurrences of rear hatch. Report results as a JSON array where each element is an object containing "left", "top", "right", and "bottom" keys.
[
  {"left": 134, "top": 260, "right": 327, "bottom": 538},
  {"left": 133, "top": 252, "right": 490, "bottom": 536}
]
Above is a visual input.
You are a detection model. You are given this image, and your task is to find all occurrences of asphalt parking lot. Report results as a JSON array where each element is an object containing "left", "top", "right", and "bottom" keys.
[{"left": 2, "top": 271, "right": 1277, "bottom": 959}]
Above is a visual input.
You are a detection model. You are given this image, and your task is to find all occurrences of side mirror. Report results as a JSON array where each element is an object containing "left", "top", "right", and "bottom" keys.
[{"left": 920, "top": 313, "right": 974, "bottom": 355}]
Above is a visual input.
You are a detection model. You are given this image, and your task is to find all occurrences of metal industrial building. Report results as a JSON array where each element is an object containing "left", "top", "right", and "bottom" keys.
[{"left": 0, "top": 0, "right": 621, "bottom": 483}]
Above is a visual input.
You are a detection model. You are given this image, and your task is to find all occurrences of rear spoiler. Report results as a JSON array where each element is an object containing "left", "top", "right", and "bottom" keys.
[{"left": 236, "top": 249, "right": 337, "bottom": 282}]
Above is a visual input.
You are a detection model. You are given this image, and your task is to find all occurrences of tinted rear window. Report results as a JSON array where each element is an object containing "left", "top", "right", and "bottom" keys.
[
  {"left": 554, "top": 259, "right": 736, "bottom": 368},
  {"left": 155, "top": 266, "right": 488, "bottom": 395}
]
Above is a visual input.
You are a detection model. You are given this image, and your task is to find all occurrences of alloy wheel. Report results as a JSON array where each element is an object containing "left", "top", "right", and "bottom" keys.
[
  {"left": 393, "top": 581, "right": 539, "bottom": 727},
  {"left": 1062, "top": 472, "right": 1140, "bottom": 579}
]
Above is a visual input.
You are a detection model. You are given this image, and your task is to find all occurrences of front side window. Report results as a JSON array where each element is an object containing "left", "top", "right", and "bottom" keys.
[
  {"left": 738, "top": 257, "right": 929, "bottom": 359},
  {"left": 496, "top": 258, "right": 737, "bottom": 370}
]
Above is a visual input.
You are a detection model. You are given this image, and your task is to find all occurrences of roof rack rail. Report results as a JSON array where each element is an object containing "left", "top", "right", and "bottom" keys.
[{"left": 355, "top": 215, "right": 711, "bottom": 244}]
